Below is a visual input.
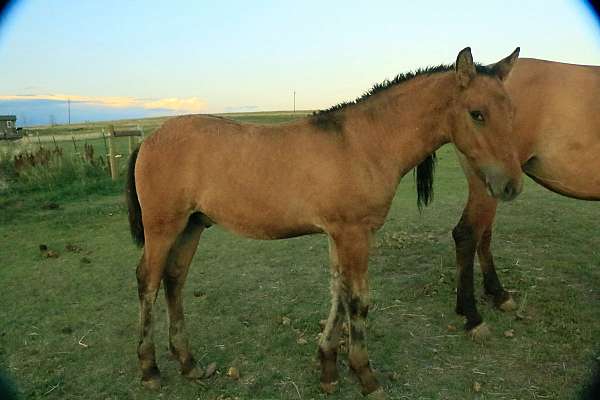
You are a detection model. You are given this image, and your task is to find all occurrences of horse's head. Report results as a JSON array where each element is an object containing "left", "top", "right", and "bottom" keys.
[{"left": 448, "top": 47, "right": 522, "bottom": 201}]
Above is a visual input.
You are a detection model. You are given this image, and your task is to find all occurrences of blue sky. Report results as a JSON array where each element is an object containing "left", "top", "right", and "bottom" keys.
[{"left": 0, "top": 0, "right": 599, "bottom": 126}]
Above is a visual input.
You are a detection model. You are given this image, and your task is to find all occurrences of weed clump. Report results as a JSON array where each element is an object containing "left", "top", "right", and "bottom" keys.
[{"left": 0, "top": 142, "right": 124, "bottom": 219}]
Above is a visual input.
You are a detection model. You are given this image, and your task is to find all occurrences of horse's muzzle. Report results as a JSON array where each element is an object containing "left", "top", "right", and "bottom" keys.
[{"left": 481, "top": 166, "right": 522, "bottom": 202}]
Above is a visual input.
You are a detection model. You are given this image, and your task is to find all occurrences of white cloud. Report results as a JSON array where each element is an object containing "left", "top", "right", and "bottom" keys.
[
  {"left": 0, "top": 94, "right": 208, "bottom": 113},
  {"left": 142, "top": 97, "right": 206, "bottom": 113}
]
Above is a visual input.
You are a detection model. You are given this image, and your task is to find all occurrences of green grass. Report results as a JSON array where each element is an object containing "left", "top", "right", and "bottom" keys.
[{"left": 0, "top": 113, "right": 598, "bottom": 399}]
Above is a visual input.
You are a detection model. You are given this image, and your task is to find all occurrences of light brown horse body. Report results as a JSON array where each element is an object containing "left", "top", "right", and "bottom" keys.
[
  {"left": 127, "top": 48, "right": 522, "bottom": 397},
  {"left": 452, "top": 58, "right": 600, "bottom": 337}
]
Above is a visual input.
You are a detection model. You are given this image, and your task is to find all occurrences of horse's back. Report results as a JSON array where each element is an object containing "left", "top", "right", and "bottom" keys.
[
  {"left": 146, "top": 114, "right": 243, "bottom": 142},
  {"left": 508, "top": 58, "right": 600, "bottom": 143},
  {"left": 508, "top": 58, "right": 600, "bottom": 199}
]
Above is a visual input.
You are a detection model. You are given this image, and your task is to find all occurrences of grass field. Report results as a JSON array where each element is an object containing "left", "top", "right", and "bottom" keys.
[
  {"left": 1, "top": 112, "right": 598, "bottom": 399},
  {"left": 2, "top": 111, "right": 313, "bottom": 160}
]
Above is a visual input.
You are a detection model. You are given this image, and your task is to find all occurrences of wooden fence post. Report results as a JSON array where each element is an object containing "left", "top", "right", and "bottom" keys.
[
  {"left": 128, "top": 136, "right": 134, "bottom": 154},
  {"left": 101, "top": 128, "right": 108, "bottom": 154},
  {"left": 137, "top": 124, "right": 144, "bottom": 146},
  {"left": 107, "top": 125, "right": 117, "bottom": 180}
]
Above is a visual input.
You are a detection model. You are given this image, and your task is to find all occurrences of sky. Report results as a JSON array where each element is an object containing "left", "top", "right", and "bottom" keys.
[{"left": 0, "top": 0, "right": 599, "bottom": 126}]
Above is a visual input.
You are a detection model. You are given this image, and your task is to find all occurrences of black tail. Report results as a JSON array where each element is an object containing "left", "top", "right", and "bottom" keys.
[
  {"left": 414, "top": 152, "right": 437, "bottom": 211},
  {"left": 126, "top": 147, "right": 144, "bottom": 247}
]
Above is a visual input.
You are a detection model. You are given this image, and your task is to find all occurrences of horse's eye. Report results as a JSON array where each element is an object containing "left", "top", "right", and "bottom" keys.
[{"left": 470, "top": 110, "right": 485, "bottom": 122}]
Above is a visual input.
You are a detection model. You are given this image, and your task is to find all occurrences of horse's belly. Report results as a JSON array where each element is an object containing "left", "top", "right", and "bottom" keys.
[
  {"left": 223, "top": 221, "right": 322, "bottom": 240},
  {"left": 524, "top": 138, "right": 600, "bottom": 200},
  {"left": 198, "top": 192, "right": 323, "bottom": 240},
  {"left": 209, "top": 215, "right": 323, "bottom": 240}
]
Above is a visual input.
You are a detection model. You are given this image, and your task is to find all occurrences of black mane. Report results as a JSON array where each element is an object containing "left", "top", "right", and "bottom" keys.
[
  {"left": 309, "top": 61, "right": 495, "bottom": 208},
  {"left": 310, "top": 62, "right": 495, "bottom": 131}
]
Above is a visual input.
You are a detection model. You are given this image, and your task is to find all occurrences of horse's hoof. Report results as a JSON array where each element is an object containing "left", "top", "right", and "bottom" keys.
[
  {"left": 365, "top": 387, "right": 387, "bottom": 399},
  {"left": 468, "top": 322, "right": 490, "bottom": 342},
  {"left": 183, "top": 365, "right": 204, "bottom": 380},
  {"left": 498, "top": 296, "right": 517, "bottom": 312},
  {"left": 320, "top": 381, "right": 338, "bottom": 394},
  {"left": 141, "top": 376, "right": 161, "bottom": 390}
]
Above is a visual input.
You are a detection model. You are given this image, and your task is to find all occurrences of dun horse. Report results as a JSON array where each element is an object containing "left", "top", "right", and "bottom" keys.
[
  {"left": 449, "top": 58, "right": 600, "bottom": 339},
  {"left": 126, "top": 47, "right": 522, "bottom": 397}
]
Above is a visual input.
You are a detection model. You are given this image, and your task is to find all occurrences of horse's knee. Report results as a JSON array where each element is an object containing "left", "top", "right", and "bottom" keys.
[{"left": 452, "top": 217, "right": 475, "bottom": 246}]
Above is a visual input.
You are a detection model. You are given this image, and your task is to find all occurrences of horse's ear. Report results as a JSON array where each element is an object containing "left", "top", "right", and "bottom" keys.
[
  {"left": 455, "top": 47, "right": 476, "bottom": 88},
  {"left": 491, "top": 47, "right": 520, "bottom": 81}
]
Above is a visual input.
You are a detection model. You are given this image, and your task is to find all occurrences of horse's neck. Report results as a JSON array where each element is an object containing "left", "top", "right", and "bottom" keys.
[{"left": 345, "top": 73, "right": 454, "bottom": 186}]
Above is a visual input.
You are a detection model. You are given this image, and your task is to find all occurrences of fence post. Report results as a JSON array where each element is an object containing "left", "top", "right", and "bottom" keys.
[
  {"left": 107, "top": 125, "right": 117, "bottom": 180},
  {"left": 128, "top": 136, "right": 134, "bottom": 154},
  {"left": 71, "top": 136, "right": 78, "bottom": 153}
]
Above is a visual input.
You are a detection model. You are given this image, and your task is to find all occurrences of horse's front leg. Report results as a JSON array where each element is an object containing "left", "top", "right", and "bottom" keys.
[
  {"left": 462, "top": 178, "right": 517, "bottom": 312},
  {"left": 477, "top": 224, "right": 517, "bottom": 311},
  {"left": 327, "top": 227, "right": 385, "bottom": 399},
  {"left": 453, "top": 177, "right": 499, "bottom": 340},
  {"left": 318, "top": 237, "right": 346, "bottom": 394}
]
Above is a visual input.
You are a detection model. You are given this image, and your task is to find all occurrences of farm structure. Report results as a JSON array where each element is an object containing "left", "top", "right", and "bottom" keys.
[{"left": 0, "top": 115, "right": 22, "bottom": 140}]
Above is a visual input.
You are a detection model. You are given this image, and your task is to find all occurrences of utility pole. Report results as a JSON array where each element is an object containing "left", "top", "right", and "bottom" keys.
[
  {"left": 68, "top": 98, "right": 71, "bottom": 125},
  {"left": 293, "top": 91, "right": 296, "bottom": 113}
]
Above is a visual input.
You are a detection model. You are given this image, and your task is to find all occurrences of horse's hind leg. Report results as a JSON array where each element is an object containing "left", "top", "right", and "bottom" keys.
[
  {"left": 318, "top": 237, "right": 346, "bottom": 394},
  {"left": 330, "top": 228, "right": 384, "bottom": 398},
  {"left": 136, "top": 219, "right": 185, "bottom": 389},
  {"left": 164, "top": 222, "right": 204, "bottom": 380}
]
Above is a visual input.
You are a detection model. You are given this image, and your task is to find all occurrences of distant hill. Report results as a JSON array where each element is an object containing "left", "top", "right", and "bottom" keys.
[{"left": 0, "top": 98, "right": 176, "bottom": 127}]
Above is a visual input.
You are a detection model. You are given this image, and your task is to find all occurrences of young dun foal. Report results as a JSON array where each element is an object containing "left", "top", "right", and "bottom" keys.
[{"left": 126, "top": 47, "right": 522, "bottom": 397}]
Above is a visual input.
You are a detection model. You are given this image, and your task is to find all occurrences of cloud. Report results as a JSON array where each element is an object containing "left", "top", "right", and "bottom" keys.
[
  {"left": 0, "top": 93, "right": 208, "bottom": 113},
  {"left": 223, "top": 105, "right": 260, "bottom": 113},
  {"left": 143, "top": 97, "right": 207, "bottom": 113}
]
